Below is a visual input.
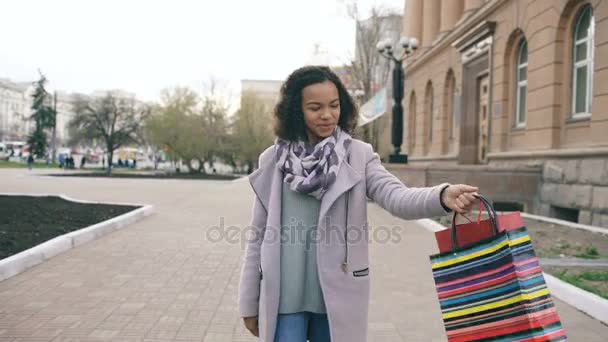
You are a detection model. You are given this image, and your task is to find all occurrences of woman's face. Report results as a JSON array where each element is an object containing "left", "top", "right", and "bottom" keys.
[{"left": 301, "top": 80, "right": 341, "bottom": 144}]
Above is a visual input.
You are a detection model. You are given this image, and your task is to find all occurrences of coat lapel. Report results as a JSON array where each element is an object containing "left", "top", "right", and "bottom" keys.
[
  {"left": 247, "top": 152, "right": 283, "bottom": 213},
  {"left": 248, "top": 144, "right": 362, "bottom": 222},
  {"left": 318, "top": 159, "right": 361, "bottom": 222}
]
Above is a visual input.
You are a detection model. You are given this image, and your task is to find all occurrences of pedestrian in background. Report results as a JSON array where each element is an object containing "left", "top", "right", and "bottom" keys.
[{"left": 27, "top": 154, "right": 34, "bottom": 170}]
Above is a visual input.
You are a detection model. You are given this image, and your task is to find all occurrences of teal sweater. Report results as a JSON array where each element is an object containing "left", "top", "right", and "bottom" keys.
[{"left": 278, "top": 182, "right": 326, "bottom": 314}]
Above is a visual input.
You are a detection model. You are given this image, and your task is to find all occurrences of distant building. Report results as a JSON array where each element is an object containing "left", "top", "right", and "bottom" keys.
[
  {"left": 0, "top": 78, "right": 34, "bottom": 141},
  {"left": 91, "top": 89, "right": 137, "bottom": 100},
  {"left": 240, "top": 79, "right": 283, "bottom": 110},
  {"left": 0, "top": 78, "right": 146, "bottom": 151},
  {"left": 54, "top": 91, "right": 82, "bottom": 146}
]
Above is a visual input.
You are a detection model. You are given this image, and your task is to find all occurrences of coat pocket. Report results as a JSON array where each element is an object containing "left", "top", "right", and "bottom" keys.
[{"left": 352, "top": 267, "right": 369, "bottom": 277}]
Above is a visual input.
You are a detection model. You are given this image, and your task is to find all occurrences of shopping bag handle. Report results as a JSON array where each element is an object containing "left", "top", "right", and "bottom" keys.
[{"left": 450, "top": 194, "right": 500, "bottom": 251}]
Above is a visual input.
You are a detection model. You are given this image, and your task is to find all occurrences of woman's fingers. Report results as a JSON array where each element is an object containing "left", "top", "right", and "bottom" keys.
[
  {"left": 463, "top": 193, "right": 479, "bottom": 210},
  {"left": 457, "top": 184, "right": 478, "bottom": 193},
  {"left": 455, "top": 198, "right": 466, "bottom": 213},
  {"left": 243, "top": 317, "right": 259, "bottom": 337},
  {"left": 458, "top": 194, "right": 471, "bottom": 206},
  {"left": 464, "top": 192, "right": 477, "bottom": 203}
]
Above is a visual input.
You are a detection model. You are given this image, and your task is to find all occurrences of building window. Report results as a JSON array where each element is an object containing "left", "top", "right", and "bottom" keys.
[
  {"left": 425, "top": 82, "right": 434, "bottom": 145},
  {"left": 515, "top": 39, "right": 528, "bottom": 128},
  {"left": 444, "top": 71, "right": 458, "bottom": 139},
  {"left": 451, "top": 84, "right": 457, "bottom": 139},
  {"left": 572, "top": 4, "right": 594, "bottom": 117},
  {"left": 409, "top": 92, "right": 417, "bottom": 150},
  {"left": 429, "top": 92, "right": 434, "bottom": 143}
]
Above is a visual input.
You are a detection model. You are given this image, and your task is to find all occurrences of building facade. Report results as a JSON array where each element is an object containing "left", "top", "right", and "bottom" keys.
[
  {"left": 0, "top": 78, "right": 33, "bottom": 142},
  {"left": 392, "top": 0, "right": 607, "bottom": 226},
  {"left": 0, "top": 78, "right": 146, "bottom": 152},
  {"left": 240, "top": 79, "right": 283, "bottom": 110}
]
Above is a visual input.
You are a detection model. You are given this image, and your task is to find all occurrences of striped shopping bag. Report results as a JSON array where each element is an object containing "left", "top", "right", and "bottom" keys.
[{"left": 430, "top": 195, "right": 567, "bottom": 341}]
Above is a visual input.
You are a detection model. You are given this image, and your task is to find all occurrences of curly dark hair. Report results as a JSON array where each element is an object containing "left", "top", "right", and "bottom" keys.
[{"left": 273, "top": 66, "right": 359, "bottom": 142}]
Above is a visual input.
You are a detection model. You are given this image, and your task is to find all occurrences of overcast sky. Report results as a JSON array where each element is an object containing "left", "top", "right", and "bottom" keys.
[{"left": 0, "top": 0, "right": 403, "bottom": 103}]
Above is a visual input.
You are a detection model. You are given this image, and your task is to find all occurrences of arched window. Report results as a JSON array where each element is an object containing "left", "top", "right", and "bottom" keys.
[
  {"left": 572, "top": 4, "right": 594, "bottom": 117},
  {"left": 515, "top": 39, "right": 528, "bottom": 127},
  {"left": 445, "top": 71, "right": 458, "bottom": 139},
  {"left": 408, "top": 92, "right": 417, "bottom": 152},
  {"left": 425, "top": 82, "right": 434, "bottom": 147}
]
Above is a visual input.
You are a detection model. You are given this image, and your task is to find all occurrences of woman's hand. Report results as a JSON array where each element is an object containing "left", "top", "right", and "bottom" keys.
[
  {"left": 243, "top": 316, "right": 259, "bottom": 337},
  {"left": 441, "top": 184, "right": 479, "bottom": 214}
]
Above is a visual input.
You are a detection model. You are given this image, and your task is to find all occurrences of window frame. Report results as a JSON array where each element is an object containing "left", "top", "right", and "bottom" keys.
[
  {"left": 515, "top": 39, "right": 528, "bottom": 128},
  {"left": 571, "top": 4, "right": 594, "bottom": 118},
  {"left": 429, "top": 92, "right": 433, "bottom": 143}
]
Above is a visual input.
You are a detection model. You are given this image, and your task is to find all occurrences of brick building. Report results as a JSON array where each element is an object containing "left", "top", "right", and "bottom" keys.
[{"left": 387, "top": 0, "right": 607, "bottom": 226}]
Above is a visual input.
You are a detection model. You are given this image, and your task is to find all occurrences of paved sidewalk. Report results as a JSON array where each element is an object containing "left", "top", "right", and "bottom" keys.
[{"left": 0, "top": 169, "right": 606, "bottom": 341}]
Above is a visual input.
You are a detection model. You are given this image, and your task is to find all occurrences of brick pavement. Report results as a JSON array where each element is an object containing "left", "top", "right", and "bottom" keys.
[{"left": 0, "top": 169, "right": 606, "bottom": 341}]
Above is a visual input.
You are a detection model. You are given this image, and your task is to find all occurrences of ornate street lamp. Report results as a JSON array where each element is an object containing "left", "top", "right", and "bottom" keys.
[{"left": 377, "top": 36, "right": 418, "bottom": 163}]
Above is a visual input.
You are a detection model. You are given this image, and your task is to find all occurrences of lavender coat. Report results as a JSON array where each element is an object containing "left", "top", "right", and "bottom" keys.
[{"left": 238, "top": 139, "right": 450, "bottom": 342}]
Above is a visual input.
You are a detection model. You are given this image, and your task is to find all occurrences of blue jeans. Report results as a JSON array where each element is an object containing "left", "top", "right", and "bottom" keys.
[{"left": 273, "top": 312, "right": 330, "bottom": 342}]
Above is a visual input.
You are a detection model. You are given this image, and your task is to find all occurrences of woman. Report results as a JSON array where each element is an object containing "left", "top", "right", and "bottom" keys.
[{"left": 238, "top": 66, "right": 478, "bottom": 342}]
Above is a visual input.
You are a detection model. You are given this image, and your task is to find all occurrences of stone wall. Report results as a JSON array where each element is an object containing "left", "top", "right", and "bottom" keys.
[
  {"left": 540, "top": 158, "right": 608, "bottom": 227},
  {"left": 386, "top": 163, "right": 542, "bottom": 213}
]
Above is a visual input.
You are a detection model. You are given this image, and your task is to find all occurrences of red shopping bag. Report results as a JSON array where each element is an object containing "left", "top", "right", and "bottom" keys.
[{"left": 434, "top": 199, "right": 526, "bottom": 253}]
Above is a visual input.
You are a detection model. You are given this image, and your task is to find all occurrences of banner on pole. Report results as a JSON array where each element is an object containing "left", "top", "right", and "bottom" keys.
[{"left": 357, "top": 87, "right": 387, "bottom": 126}]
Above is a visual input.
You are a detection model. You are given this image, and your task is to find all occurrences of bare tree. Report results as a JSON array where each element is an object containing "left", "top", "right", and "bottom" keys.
[
  {"left": 199, "top": 78, "right": 232, "bottom": 172},
  {"left": 341, "top": 2, "right": 402, "bottom": 150},
  {"left": 68, "top": 93, "right": 149, "bottom": 174}
]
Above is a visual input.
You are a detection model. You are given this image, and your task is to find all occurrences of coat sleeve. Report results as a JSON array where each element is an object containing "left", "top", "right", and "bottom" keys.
[
  {"left": 237, "top": 156, "right": 268, "bottom": 318},
  {"left": 364, "top": 143, "right": 451, "bottom": 220}
]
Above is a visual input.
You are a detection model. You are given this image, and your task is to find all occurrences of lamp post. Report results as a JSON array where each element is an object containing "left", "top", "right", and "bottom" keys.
[{"left": 377, "top": 36, "right": 418, "bottom": 163}]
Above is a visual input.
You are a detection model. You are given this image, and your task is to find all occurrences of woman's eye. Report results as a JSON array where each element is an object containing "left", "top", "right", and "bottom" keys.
[
  {"left": 310, "top": 107, "right": 321, "bottom": 111},
  {"left": 331, "top": 104, "right": 340, "bottom": 109}
]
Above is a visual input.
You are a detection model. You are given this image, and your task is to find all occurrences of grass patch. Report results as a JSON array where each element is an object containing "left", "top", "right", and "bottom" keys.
[
  {"left": 0, "top": 195, "right": 138, "bottom": 259},
  {"left": 433, "top": 214, "right": 608, "bottom": 260},
  {"left": 0, "top": 160, "right": 61, "bottom": 169},
  {"left": 547, "top": 268, "right": 608, "bottom": 300},
  {"left": 575, "top": 246, "right": 600, "bottom": 259}
]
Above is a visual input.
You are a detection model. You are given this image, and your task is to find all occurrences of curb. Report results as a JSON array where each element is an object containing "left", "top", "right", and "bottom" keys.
[
  {"left": 0, "top": 193, "right": 154, "bottom": 282},
  {"left": 416, "top": 218, "right": 608, "bottom": 325},
  {"left": 519, "top": 212, "right": 608, "bottom": 236},
  {"left": 543, "top": 272, "right": 608, "bottom": 324},
  {"left": 231, "top": 175, "right": 249, "bottom": 184}
]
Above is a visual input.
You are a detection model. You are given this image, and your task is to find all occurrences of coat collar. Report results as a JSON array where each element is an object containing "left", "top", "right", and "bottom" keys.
[{"left": 248, "top": 145, "right": 362, "bottom": 221}]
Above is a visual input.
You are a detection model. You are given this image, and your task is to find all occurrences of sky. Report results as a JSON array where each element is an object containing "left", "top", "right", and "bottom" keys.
[{"left": 0, "top": 0, "right": 404, "bottom": 104}]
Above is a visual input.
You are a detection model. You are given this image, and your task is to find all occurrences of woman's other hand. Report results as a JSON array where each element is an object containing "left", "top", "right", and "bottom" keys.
[
  {"left": 243, "top": 316, "right": 259, "bottom": 337},
  {"left": 441, "top": 184, "right": 479, "bottom": 214}
]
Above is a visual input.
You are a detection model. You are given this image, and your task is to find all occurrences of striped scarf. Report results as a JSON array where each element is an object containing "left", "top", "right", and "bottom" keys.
[{"left": 274, "top": 126, "right": 352, "bottom": 200}]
